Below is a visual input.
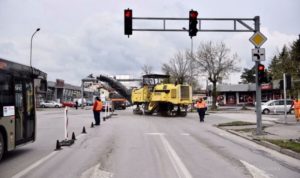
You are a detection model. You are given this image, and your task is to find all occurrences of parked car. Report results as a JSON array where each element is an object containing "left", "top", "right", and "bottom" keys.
[
  {"left": 261, "top": 99, "right": 294, "bottom": 114},
  {"left": 74, "top": 98, "right": 86, "bottom": 107},
  {"left": 61, "top": 101, "right": 75, "bottom": 107},
  {"left": 86, "top": 100, "right": 93, "bottom": 106},
  {"left": 40, "top": 101, "right": 63, "bottom": 108}
]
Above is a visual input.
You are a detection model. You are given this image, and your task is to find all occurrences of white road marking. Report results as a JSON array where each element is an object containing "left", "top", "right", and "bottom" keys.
[
  {"left": 180, "top": 133, "right": 190, "bottom": 136},
  {"left": 12, "top": 133, "right": 86, "bottom": 178},
  {"left": 11, "top": 151, "right": 58, "bottom": 178},
  {"left": 240, "top": 160, "right": 271, "bottom": 178},
  {"left": 80, "top": 163, "right": 113, "bottom": 178},
  {"left": 144, "top": 132, "right": 165, "bottom": 135},
  {"left": 160, "top": 135, "right": 193, "bottom": 178}
]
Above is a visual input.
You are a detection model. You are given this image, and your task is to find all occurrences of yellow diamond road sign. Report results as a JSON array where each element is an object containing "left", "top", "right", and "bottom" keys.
[{"left": 249, "top": 32, "right": 267, "bottom": 47}]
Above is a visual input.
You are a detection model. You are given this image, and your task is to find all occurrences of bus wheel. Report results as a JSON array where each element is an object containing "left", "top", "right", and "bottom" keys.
[{"left": 0, "top": 132, "right": 4, "bottom": 161}]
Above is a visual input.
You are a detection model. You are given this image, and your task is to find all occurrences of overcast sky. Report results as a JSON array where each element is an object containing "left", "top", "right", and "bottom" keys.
[{"left": 0, "top": 0, "right": 299, "bottom": 86}]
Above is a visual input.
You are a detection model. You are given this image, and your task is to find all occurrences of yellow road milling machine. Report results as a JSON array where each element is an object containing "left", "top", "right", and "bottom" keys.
[
  {"left": 131, "top": 74, "right": 192, "bottom": 116},
  {"left": 98, "top": 74, "right": 192, "bottom": 117}
]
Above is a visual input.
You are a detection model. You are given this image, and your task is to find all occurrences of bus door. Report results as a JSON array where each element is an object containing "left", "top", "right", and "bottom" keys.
[{"left": 15, "top": 79, "right": 35, "bottom": 145}]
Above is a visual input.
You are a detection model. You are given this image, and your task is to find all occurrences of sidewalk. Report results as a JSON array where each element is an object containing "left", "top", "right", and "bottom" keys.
[{"left": 216, "top": 111, "right": 300, "bottom": 159}]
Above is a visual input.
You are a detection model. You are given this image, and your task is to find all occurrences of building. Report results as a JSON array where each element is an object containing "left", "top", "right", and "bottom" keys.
[
  {"left": 46, "top": 79, "right": 81, "bottom": 102},
  {"left": 207, "top": 81, "right": 283, "bottom": 106}
]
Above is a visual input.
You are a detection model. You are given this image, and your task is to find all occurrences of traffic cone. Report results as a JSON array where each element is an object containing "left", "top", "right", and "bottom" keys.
[
  {"left": 72, "top": 132, "right": 76, "bottom": 140},
  {"left": 91, "top": 122, "right": 94, "bottom": 128},
  {"left": 82, "top": 126, "right": 87, "bottom": 134},
  {"left": 55, "top": 140, "right": 61, "bottom": 150}
]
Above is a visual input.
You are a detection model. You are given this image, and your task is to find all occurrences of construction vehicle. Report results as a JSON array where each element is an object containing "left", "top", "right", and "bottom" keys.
[
  {"left": 110, "top": 93, "right": 127, "bottom": 110},
  {"left": 131, "top": 74, "right": 192, "bottom": 116},
  {"left": 97, "top": 74, "right": 192, "bottom": 116}
]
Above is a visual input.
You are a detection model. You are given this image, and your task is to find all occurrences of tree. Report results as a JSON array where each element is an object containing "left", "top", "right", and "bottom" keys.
[
  {"left": 141, "top": 64, "right": 153, "bottom": 75},
  {"left": 240, "top": 65, "right": 255, "bottom": 83},
  {"left": 290, "top": 37, "right": 300, "bottom": 96},
  {"left": 290, "top": 37, "right": 300, "bottom": 78},
  {"left": 188, "top": 41, "right": 240, "bottom": 110},
  {"left": 269, "top": 45, "right": 297, "bottom": 80},
  {"left": 162, "top": 50, "right": 198, "bottom": 86}
]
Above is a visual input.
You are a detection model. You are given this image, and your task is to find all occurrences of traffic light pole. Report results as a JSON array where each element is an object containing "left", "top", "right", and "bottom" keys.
[
  {"left": 254, "top": 16, "right": 263, "bottom": 135},
  {"left": 131, "top": 17, "right": 256, "bottom": 32},
  {"left": 127, "top": 13, "right": 264, "bottom": 135},
  {"left": 283, "top": 73, "right": 287, "bottom": 124}
]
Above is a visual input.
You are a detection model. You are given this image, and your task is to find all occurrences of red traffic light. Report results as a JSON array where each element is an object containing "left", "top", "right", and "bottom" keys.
[
  {"left": 258, "top": 64, "right": 265, "bottom": 71},
  {"left": 190, "top": 11, "right": 198, "bottom": 19},
  {"left": 124, "top": 9, "right": 132, "bottom": 36},
  {"left": 125, "top": 10, "right": 132, "bottom": 18}
]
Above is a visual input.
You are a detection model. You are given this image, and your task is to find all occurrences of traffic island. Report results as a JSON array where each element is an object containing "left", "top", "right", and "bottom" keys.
[{"left": 217, "top": 121, "right": 300, "bottom": 160}]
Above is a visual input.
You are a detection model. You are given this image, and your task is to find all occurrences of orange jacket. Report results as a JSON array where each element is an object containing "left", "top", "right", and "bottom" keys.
[
  {"left": 294, "top": 100, "right": 300, "bottom": 109},
  {"left": 196, "top": 101, "right": 207, "bottom": 109},
  {"left": 93, "top": 100, "right": 103, "bottom": 111}
]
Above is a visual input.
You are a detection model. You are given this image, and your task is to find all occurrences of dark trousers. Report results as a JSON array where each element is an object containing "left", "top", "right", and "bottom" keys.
[
  {"left": 93, "top": 110, "right": 101, "bottom": 125},
  {"left": 197, "top": 108, "right": 206, "bottom": 122}
]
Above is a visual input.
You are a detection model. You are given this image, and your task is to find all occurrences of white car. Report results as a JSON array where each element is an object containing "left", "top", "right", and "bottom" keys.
[
  {"left": 261, "top": 99, "right": 294, "bottom": 114},
  {"left": 40, "top": 101, "right": 62, "bottom": 108}
]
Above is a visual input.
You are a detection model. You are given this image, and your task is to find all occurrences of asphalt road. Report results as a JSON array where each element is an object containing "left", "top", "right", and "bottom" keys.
[{"left": 0, "top": 108, "right": 300, "bottom": 178}]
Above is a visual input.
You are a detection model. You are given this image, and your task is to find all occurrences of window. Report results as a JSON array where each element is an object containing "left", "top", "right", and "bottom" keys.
[{"left": 0, "top": 74, "right": 14, "bottom": 117}]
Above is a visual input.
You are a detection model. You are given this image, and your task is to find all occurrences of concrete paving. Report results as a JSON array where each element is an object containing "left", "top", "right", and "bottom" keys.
[{"left": 211, "top": 108, "right": 300, "bottom": 160}]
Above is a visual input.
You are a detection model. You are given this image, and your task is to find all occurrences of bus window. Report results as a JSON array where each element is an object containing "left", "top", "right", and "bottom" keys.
[{"left": 0, "top": 74, "right": 14, "bottom": 117}]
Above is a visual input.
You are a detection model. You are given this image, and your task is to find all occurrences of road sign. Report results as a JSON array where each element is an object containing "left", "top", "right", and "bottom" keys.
[
  {"left": 252, "top": 48, "right": 265, "bottom": 61},
  {"left": 249, "top": 32, "right": 267, "bottom": 47}
]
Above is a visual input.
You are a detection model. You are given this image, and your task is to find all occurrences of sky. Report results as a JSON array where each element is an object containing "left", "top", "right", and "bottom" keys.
[{"left": 0, "top": 0, "right": 299, "bottom": 87}]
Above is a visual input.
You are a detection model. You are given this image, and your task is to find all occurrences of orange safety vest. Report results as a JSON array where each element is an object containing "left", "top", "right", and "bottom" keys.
[
  {"left": 94, "top": 101, "right": 103, "bottom": 111},
  {"left": 294, "top": 100, "right": 300, "bottom": 109},
  {"left": 196, "top": 101, "right": 207, "bottom": 109}
]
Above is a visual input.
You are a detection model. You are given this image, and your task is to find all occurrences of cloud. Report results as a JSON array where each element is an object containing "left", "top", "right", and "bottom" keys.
[{"left": 0, "top": 0, "right": 299, "bottom": 87}]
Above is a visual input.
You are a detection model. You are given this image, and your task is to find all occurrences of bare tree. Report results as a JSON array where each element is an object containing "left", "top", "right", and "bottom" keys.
[
  {"left": 141, "top": 64, "right": 153, "bottom": 75},
  {"left": 188, "top": 41, "right": 240, "bottom": 110},
  {"left": 162, "top": 50, "right": 198, "bottom": 85}
]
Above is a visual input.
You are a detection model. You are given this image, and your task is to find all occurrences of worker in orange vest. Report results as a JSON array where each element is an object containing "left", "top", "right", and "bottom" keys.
[
  {"left": 195, "top": 97, "right": 207, "bottom": 122},
  {"left": 93, "top": 97, "right": 103, "bottom": 125},
  {"left": 290, "top": 98, "right": 300, "bottom": 122}
]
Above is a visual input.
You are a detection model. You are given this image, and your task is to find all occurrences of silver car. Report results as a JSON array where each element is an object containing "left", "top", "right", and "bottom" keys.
[
  {"left": 261, "top": 99, "right": 294, "bottom": 114},
  {"left": 40, "top": 101, "right": 63, "bottom": 108}
]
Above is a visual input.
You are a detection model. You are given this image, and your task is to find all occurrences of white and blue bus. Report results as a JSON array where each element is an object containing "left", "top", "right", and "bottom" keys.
[{"left": 0, "top": 58, "right": 47, "bottom": 161}]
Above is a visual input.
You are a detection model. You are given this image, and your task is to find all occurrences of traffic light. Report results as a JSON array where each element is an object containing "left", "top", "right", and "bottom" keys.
[
  {"left": 286, "top": 74, "right": 292, "bottom": 90},
  {"left": 189, "top": 10, "right": 198, "bottom": 37},
  {"left": 257, "top": 64, "right": 266, "bottom": 85},
  {"left": 279, "top": 80, "right": 283, "bottom": 90},
  {"left": 124, "top": 9, "right": 132, "bottom": 36}
]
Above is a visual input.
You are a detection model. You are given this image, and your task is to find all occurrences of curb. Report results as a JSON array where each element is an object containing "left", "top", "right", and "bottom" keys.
[{"left": 226, "top": 129, "right": 300, "bottom": 160}]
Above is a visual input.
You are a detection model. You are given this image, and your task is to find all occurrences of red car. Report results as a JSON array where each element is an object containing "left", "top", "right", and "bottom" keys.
[{"left": 61, "top": 101, "right": 75, "bottom": 107}]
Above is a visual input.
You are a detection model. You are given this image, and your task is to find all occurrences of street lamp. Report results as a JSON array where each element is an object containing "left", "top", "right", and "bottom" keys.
[{"left": 30, "top": 28, "right": 40, "bottom": 67}]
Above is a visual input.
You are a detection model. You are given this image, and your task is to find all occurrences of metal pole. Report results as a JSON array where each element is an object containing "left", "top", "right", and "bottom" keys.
[
  {"left": 283, "top": 73, "right": 287, "bottom": 123},
  {"left": 81, "top": 80, "right": 84, "bottom": 109},
  {"left": 191, "top": 37, "right": 193, "bottom": 55},
  {"left": 30, "top": 28, "right": 40, "bottom": 67},
  {"left": 254, "top": 16, "right": 262, "bottom": 135}
]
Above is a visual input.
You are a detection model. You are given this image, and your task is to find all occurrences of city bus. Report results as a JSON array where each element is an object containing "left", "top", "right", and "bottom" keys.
[{"left": 0, "top": 58, "right": 47, "bottom": 161}]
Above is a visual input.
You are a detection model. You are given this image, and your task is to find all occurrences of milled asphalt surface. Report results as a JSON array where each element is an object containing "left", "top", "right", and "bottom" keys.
[{"left": 0, "top": 108, "right": 300, "bottom": 178}]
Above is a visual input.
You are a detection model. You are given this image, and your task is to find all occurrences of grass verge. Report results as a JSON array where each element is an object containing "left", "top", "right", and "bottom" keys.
[
  {"left": 265, "top": 139, "right": 300, "bottom": 153},
  {"left": 217, "top": 121, "right": 256, "bottom": 127}
]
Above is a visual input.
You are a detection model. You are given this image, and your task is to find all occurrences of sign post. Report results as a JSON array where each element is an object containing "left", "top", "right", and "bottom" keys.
[{"left": 249, "top": 16, "right": 268, "bottom": 135}]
